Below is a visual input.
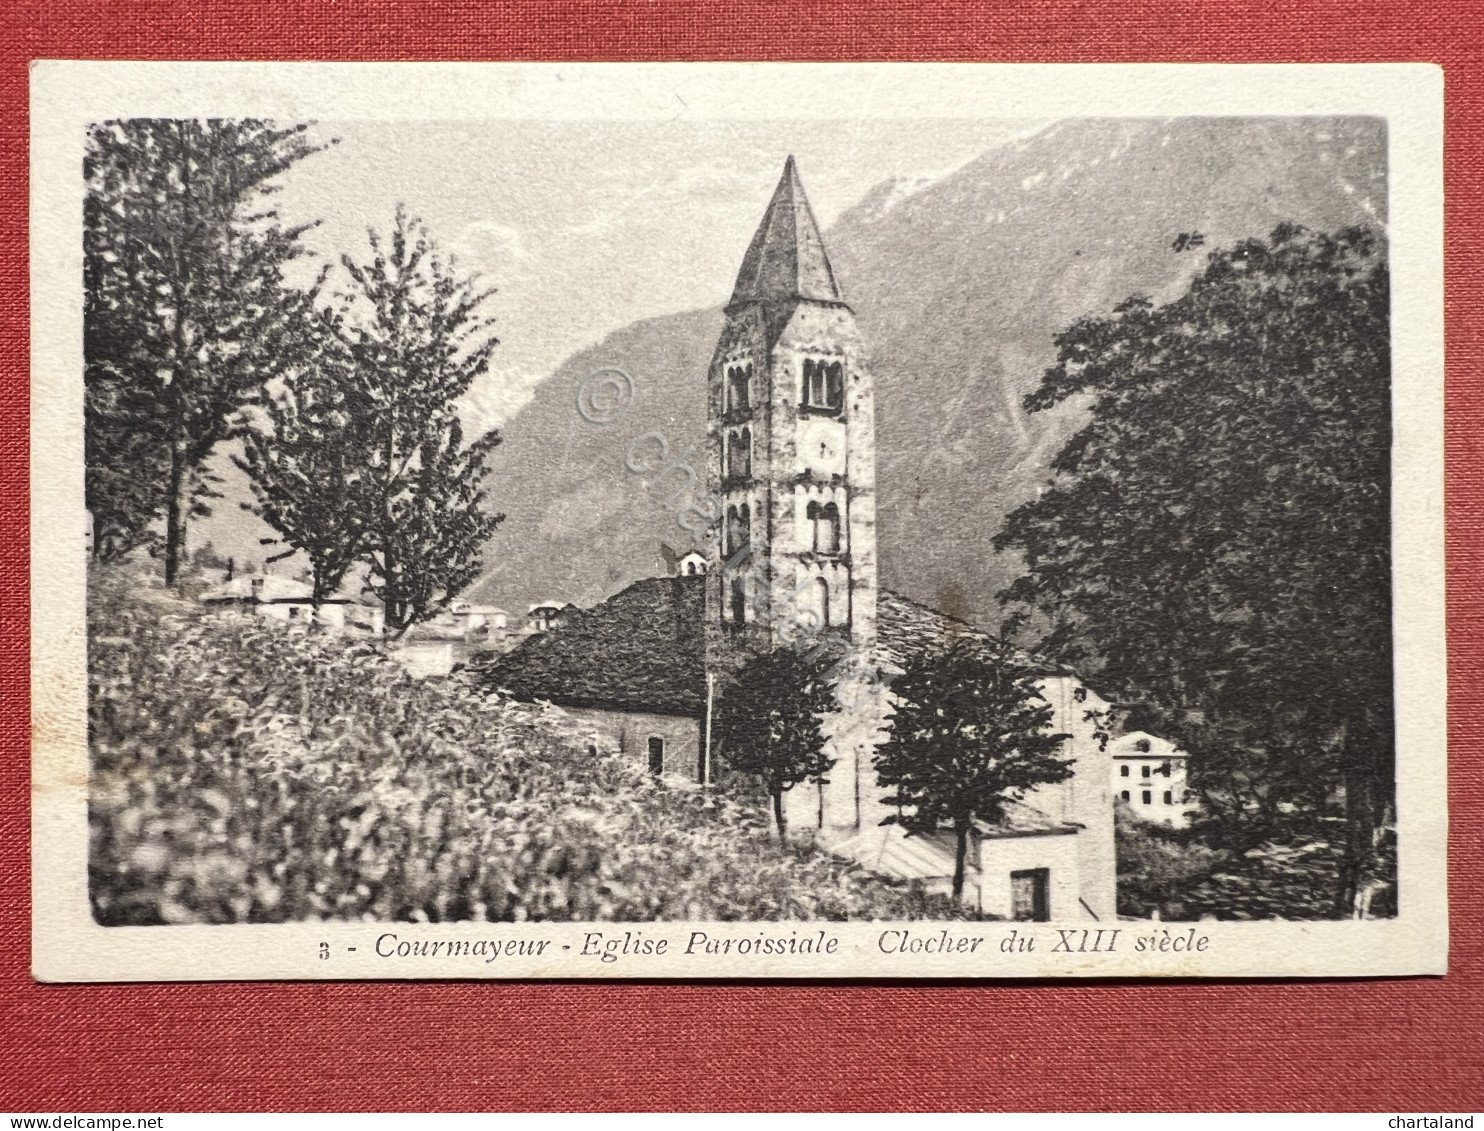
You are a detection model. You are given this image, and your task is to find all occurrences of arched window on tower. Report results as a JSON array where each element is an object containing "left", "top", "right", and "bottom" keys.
[
  {"left": 726, "top": 429, "right": 752, "bottom": 481},
  {"left": 806, "top": 500, "right": 842, "bottom": 555},
  {"left": 730, "top": 576, "right": 747, "bottom": 627},
  {"left": 819, "top": 501, "right": 840, "bottom": 554},
  {"left": 727, "top": 366, "right": 750, "bottom": 414},
  {"left": 814, "top": 577, "right": 830, "bottom": 628},
  {"left": 802, "top": 359, "right": 844, "bottom": 412},
  {"left": 725, "top": 504, "right": 751, "bottom": 558},
  {"left": 803, "top": 359, "right": 824, "bottom": 408},
  {"left": 825, "top": 362, "right": 844, "bottom": 408}
]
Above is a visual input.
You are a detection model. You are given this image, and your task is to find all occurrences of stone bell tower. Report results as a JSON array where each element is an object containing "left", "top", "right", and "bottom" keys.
[{"left": 704, "top": 158, "right": 880, "bottom": 827}]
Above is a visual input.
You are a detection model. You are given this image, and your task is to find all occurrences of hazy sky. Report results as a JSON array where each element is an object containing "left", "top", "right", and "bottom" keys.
[
  {"left": 200, "top": 117, "right": 1047, "bottom": 567},
  {"left": 271, "top": 118, "right": 1045, "bottom": 432}
]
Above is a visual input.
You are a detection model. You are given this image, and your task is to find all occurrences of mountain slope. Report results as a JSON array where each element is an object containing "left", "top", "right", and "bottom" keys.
[{"left": 470, "top": 116, "right": 1386, "bottom": 625}]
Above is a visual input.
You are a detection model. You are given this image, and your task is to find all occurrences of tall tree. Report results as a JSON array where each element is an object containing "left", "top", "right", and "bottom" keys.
[
  {"left": 993, "top": 224, "right": 1392, "bottom": 915},
  {"left": 337, "top": 206, "right": 505, "bottom": 633},
  {"left": 714, "top": 648, "right": 836, "bottom": 841},
  {"left": 84, "top": 118, "right": 326, "bottom": 580},
  {"left": 235, "top": 296, "right": 376, "bottom": 608},
  {"left": 875, "top": 639, "right": 1072, "bottom": 903}
]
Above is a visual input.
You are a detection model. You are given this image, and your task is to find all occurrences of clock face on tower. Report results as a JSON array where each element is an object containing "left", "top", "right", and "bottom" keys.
[{"left": 801, "top": 419, "right": 846, "bottom": 476}]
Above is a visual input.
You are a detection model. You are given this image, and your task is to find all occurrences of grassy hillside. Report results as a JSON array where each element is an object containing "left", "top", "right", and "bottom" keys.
[{"left": 88, "top": 568, "right": 960, "bottom": 924}]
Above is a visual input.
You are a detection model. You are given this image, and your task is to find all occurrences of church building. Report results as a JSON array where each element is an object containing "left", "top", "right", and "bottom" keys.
[{"left": 483, "top": 157, "right": 1116, "bottom": 921}]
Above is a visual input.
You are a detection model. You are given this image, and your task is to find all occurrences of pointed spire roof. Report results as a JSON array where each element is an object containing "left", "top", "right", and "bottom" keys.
[{"left": 728, "top": 156, "right": 844, "bottom": 310}]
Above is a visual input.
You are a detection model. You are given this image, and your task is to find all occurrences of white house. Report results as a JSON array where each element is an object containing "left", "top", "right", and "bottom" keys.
[
  {"left": 452, "top": 601, "right": 509, "bottom": 633},
  {"left": 421, "top": 600, "right": 511, "bottom": 644},
  {"left": 1109, "top": 731, "right": 1196, "bottom": 828},
  {"left": 200, "top": 573, "right": 383, "bottom": 634},
  {"left": 397, "top": 600, "right": 514, "bottom": 677}
]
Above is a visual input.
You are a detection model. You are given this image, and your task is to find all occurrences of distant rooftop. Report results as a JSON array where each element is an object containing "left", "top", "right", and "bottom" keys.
[
  {"left": 1108, "top": 731, "right": 1186, "bottom": 759},
  {"left": 199, "top": 572, "right": 366, "bottom": 606}
]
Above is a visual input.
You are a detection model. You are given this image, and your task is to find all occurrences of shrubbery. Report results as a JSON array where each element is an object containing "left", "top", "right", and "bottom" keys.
[
  {"left": 89, "top": 568, "right": 960, "bottom": 924},
  {"left": 1116, "top": 802, "right": 1396, "bottom": 921},
  {"left": 1115, "top": 803, "right": 1227, "bottom": 920}
]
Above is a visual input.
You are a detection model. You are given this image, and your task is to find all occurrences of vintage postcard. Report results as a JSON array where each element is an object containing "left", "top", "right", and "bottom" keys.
[{"left": 31, "top": 62, "right": 1445, "bottom": 980}]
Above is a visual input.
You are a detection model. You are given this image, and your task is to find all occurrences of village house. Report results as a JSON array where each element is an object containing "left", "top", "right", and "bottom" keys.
[
  {"left": 199, "top": 572, "right": 384, "bottom": 634},
  {"left": 419, "top": 599, "right": 511, "bottom": 644},
  {"left": 393, "top": 601, "right": 520, "bottom": 678},
  {"left": 481, "top": 575, "right": 708, "bottom": 780},
  {"left": 1110, "top": 731, "right": 1197, "bottom": 828},
  {"left": 484, "top": 156, "right": 1117, "bottom": 921}
]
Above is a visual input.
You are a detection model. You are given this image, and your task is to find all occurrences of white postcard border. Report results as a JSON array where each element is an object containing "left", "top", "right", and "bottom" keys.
[{"left": 30, "top": 61, "right": 1446, "bottom": 981}]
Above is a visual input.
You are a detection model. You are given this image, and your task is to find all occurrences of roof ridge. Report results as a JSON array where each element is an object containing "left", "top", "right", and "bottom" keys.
[{"left": 877, "top": 587, "right": 983, "bottom": 636}]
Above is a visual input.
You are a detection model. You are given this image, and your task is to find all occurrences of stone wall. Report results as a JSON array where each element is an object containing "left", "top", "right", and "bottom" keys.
[{"left": 560, "top": 705, "right": 705, "bottom": 782}]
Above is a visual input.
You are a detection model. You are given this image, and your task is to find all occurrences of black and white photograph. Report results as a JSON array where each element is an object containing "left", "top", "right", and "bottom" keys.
[{"left": 31, "top": 62, "right": 1446, "bottom": 979}]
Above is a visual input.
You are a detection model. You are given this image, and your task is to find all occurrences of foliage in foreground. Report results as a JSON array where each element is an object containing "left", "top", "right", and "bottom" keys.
[
  {"left": 1115, "top": 803, "right": 1396, "bottom": 921},
  {"left": 88, "top": 570, "right": 963, "bottom": 925}
]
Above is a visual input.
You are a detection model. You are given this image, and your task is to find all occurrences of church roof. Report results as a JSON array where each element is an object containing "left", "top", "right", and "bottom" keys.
[
  {"left": 728, "top": 156, "right": 844, "bottom": 310},
  {"left": 477, "top": 576, "right": 1086, "bottom": 721},
  {"left": 477, "top": 575, "right": 707, "bottom": 717},
  {"left": 875, "top": 589, "right": 1086, "bottom": 683},
  {"left": 875, "top": 589, "right": 989, "bottom": 672}
]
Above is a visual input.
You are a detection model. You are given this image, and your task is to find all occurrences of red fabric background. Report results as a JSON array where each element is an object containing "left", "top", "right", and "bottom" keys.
[{"left": 2, "top": 1, "right": 1481, "bottom": 1112}]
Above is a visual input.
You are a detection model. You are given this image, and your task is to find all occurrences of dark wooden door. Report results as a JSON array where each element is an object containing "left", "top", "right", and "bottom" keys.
[{"left": 1010, "top": 868, "right": 1050, "bottom": 921}]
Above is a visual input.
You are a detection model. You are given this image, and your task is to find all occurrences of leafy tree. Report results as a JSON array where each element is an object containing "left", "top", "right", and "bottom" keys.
[
  {"left": 875, "top": 638, "right": 1072, "bottom": 903},
  {"left": 993, "top": 224, "right": 1392, "bottom": 915},
  {"left": 84, "top": 118, "right": 326, "bottom": 580},
  {"left": 235, "top": 297, "right": 378, "bottom": 609},
  {"left": 83, "top": 383, "right": 171, "bottom": 563},
  {"left": 714, "top": 648, "right": 836, "bottom": 841},
  {"left": 336, "top": 206, "right": 505, "bottom": 633}
]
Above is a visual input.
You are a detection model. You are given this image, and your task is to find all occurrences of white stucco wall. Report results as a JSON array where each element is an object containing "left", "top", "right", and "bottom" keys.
[
  {"left": 976, "top": 830, "right": 1084, "bottom": 920},
  {"left": 392, "top": 642, "right": 455, "bottom": 679},
  {"left": 1022, "top": 675, "right": 1119, "bottom": 922}
]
